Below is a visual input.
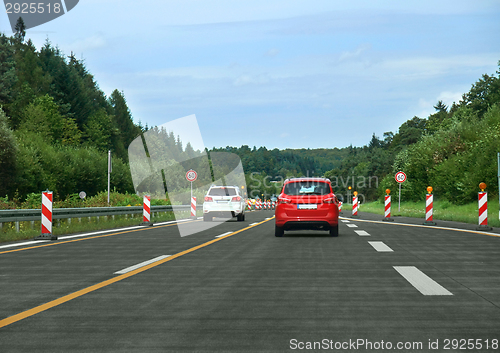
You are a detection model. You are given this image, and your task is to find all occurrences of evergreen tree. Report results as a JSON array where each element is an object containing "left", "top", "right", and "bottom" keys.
[
  {"left": 0, "top": 108, "right": 17, "bottom": 197},
  {"left": 14, "top": 17, "right": 26, "bottom": 43},
  {"left": 0, "top": 34, "right": 17, "bottom": 108}
]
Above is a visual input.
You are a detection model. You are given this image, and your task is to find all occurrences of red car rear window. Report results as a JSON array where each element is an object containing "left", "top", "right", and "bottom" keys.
[{"left": 283, "top": 182, "right": 331, "bottom": 196}]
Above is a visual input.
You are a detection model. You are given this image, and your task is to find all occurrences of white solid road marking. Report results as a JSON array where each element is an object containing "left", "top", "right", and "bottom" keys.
[
  {"left": 58, "top": 226, "right": 146, "bottom": 240},
  {"left": 368, "top": 241, "right": 393, "bottom": 252},
  {"left": 0, "top": 240, "right": 49, "bottom": 249},
  {"left": 338, "top": 216, "right": 500, "bottom": 238},
  {"left": 114, "top": 255, "right": 171, "bottom": 275},
  {"left": 394, "top": 266, "right": 452, "bottom": 296},
  {"left": 341, "top": 220, "right": 350, "bottom": 223},
  {"left": 215, "top": 232, "right": 233, "bottom": 238},
  {"left": 249, "top": 222, "right": 259, "bottom": 226},
  {"left": 346, "top": 224, "right": 358, "bottom": 228},
  {"left": 354, "top": 230, "right": 370, "bottom": 236}
]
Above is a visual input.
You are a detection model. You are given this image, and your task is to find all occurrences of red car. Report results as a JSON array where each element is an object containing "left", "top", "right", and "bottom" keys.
[{"left": 274, "top": 177, "right": 339, "bottom": 237}]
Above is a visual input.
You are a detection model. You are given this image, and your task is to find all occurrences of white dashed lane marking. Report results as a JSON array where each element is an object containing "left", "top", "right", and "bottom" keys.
[
  {"left": 354, "top": 230, "right": 370, "bottom": 236},
  {"left": 215, "top": 232, "right": 233, "bottom": 238},
  {"left": 114, "top": 255, "right": 171, "bottom": 275},
  {"left": 340, "top": 220, "right": 350, "bottom": 223},
  {"left": 368, "top": 241, "right": 393, "bottom": 252},
  {"left": 346, "top": 224, "right": 358, "bottom": 228},
  {"left": 394, "top": 266, "right": 453, "bottom": 296}
]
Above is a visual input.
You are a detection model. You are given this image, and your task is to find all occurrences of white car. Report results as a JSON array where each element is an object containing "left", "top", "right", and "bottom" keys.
[{"left": 203, "top": 185, "right": 245, "bottom": 221}]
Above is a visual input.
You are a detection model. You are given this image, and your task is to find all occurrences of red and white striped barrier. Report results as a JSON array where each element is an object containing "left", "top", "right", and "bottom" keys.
[
  {"left": 247, "top": 200, "right": 252, "bottom": 210},
  {"left": 267, "top": 201, "right": 271, "bottom": 210},
  {"left": 383, "top": 194, "right": 394, "bottom": 221},
  {"left": 256, "top": 200, "right": 261, "bottom": 210},
  {"left": 338, "top": 201, "right": 342, "bottom": 212},
  {"left": 352, "top": 196, "right": 358, "bottom": 216},
  {"left": 263, "top": 201, "right": 267, "bottom": 210},
  {"left": 191, "top": 196, "right": 196, "bottom": 218},
  {"left": 423, "top": 193, "right": 436, "bottom": 225},
  {"left": 143, "top": 195, "right": 151, "bottom": 223},
  {"left": 39, "top": 191, "right": 55, "bottom": 239},
  {"left": 478, "top": 192, "right": 489, "bottom": 228}
]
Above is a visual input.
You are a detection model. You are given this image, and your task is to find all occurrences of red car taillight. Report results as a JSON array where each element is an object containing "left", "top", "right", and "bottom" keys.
[
  {"left": 279, "top": 197, "right": 292, "bottom": 204},
  {"left": 204, "top": 196, "right": 213, "bottom": 202},
  {"left": 231, "top": 196, "right": 241, "bottom": 202},
  {"left": 323, "top": 197, "right": 335, "bottom": 204}
]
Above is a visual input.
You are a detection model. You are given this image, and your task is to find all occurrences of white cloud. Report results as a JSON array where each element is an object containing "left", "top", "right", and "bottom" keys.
[
  {"left": 69, "top": 33, "right": 107, "bottom": 53},
  {"left": 265, "top": 48, "right": 280, "bottom": 57},
  {"left": 233, "top": 73, "right": 270, "bottom": 86},
  {"left": 338, "top": 43, "right": 371, "bottom": 62}
]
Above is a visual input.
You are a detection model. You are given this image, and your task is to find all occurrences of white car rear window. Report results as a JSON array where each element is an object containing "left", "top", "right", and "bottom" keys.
[{"left": 209, "top": 187, "right": 237, "bottom": 196}]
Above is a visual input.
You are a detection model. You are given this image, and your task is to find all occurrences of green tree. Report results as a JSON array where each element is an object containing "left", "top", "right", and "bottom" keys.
[
  {"left": 0, "top": 34, "right": 17, "bottom": 107},
  {"left": 0, "top": 108, "right": 17, "bottom": 197},
  {"left": 19, "top": 94, "right": 65, "bottom": 143},
  {"left": 109, "top": 89, "right": 140, "bottom": 160},
  {"left": 82, "top": 108, "right": 112, "bottom": 151},
  {"left": 14, "top": 17, "right": 26, "bottom": 43}
]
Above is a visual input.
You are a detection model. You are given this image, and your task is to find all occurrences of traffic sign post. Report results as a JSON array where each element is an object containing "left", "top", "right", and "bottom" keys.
[
  {"left": 186, "top": 169, "right": 197, "bottom": 207},
  {"left": 395, "top": 171, "right": 406, "bottom": 212}
]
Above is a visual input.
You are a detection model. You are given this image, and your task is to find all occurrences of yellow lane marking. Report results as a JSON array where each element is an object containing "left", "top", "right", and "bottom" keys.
[
  {"left": 0, "top": 221, "right": 196, "bottom": 256},
  {"left": 0, "top": 217, "right": 273, "bottom": 329},
  {"left": 340, "top": 217, "right": 500, "bottom": 238}
]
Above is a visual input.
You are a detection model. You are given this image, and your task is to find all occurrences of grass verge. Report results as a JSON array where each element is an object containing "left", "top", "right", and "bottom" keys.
[{"left": 359, "top": 200, "right": 500, "bottom": 228}]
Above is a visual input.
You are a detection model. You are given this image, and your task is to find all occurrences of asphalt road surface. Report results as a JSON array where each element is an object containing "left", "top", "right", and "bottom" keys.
[{"left": 1, "top": 211, "right": 499, "bottom": 352}]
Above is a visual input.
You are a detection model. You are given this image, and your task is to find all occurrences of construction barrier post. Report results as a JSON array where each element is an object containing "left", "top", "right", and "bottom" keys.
[
  {"left": 352, "top": 192, "right": 358, "bottom": 217},
  {"left": 35, "top": 191, "right": 57, "bottom": 240},
  {"left": 140, "top": 195, "right": 153, "bottom": 226},
  {"left": 477, "top": 182, "right": 492, "bottom": 230},
  {"left": 191, "top": 196, "right": 197, "bottom": 218},
  {"left": 423, "top": 186, "right": 436, "bottom": 225},
  {"left": 338, "top": 201, "right": 342, "bottom": 213},
  {"left": 423, "top": 194, "right": 436, "bottom": 225},
  {"left": 383, "top": 190, "right": 394, "bottom": 222}
]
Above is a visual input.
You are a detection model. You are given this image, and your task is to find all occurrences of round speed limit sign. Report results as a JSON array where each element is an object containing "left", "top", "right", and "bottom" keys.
[
  {"left": 186, "top": 170, "right": 197, "bottom": 182},
  {"left": 395, "top": 171, "right": 407, "bottom": 183}
]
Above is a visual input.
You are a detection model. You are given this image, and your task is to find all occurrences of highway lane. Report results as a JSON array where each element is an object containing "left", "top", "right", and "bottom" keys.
[{"left": 1, "top": 210, "right": 499, "bottom": 352}]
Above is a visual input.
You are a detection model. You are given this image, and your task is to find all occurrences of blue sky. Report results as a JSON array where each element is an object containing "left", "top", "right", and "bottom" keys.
[{"left": 2, "top": 0, "right": 500, "bottom": 150}]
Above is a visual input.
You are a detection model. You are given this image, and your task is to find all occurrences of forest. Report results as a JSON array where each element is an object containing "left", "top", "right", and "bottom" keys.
[{"left": 1, "top": 23, "right": 499, "bottom": 208}]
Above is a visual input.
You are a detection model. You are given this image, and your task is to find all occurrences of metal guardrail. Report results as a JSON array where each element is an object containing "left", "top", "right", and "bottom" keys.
[{"left": 0, "top": 205, "right": 190, "bottom": 231}]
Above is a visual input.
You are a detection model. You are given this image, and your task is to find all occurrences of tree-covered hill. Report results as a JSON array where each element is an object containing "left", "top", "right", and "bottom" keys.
[
  {"left": 1, "top": 25, "right": 498, "bottom": 207},
  {"left": 0, "top": 26, "right": 142, "bottom": 201},
  {"left": 325, "top": 62, "right": 500, "bottom": 204}
]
